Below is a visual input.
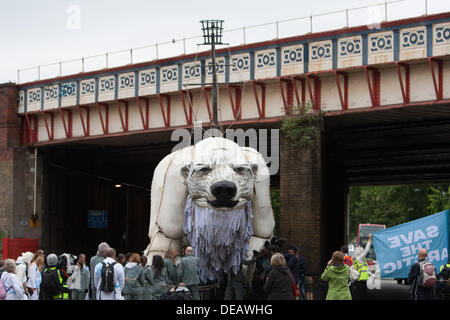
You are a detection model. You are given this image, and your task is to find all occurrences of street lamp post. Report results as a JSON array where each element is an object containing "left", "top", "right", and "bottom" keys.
[{"left": 200, "top": 20, "right": 224, "bottom": 130}]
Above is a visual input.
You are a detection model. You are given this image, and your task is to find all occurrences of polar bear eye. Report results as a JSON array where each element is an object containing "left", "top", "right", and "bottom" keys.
[
  {"left": 233, "top": 166, "right": 249, "bottom": 175},
  {"left": 198, "top": 167, "right": 211, "bottom": 173}
]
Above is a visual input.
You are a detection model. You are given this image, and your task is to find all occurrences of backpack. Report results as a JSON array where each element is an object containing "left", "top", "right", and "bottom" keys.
[
  {"left": 0, "top": 278, "right": 7, "bottom": 300},
  {"left": 101, "top": 262, "right": 116, "bottom": 293},
  {"left": 40, "top": 268, "right": 62, "bottom": 297},
  {"left": 438, "top": 265, "right": 450, "bottom": 286},
  {"left": 418, "top": 261, "right": 436, "bottom": 288}
]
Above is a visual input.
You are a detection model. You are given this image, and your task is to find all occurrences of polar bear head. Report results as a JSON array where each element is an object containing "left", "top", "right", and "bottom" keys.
[{"left": 180, "top": 137, "right": 258, "bottom": 210}]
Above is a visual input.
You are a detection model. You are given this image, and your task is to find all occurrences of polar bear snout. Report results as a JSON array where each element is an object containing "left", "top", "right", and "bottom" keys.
[{"left": 211, "top": 180, "right": 237, "bottom": 200}]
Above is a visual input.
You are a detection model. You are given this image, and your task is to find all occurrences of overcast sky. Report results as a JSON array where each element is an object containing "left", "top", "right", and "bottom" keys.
[{"left": 1, "top": 0, "right": 449, "bottom": 83}]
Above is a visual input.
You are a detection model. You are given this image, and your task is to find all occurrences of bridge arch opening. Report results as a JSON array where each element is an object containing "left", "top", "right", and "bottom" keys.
[{"left": 36, "top": 125, "right": 281, "bottom": 259}]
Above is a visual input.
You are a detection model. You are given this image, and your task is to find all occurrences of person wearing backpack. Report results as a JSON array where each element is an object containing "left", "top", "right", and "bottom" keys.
[
  {"left": 436, "top": 260, "right": 450, "bottom": 300},
  {"left": 0, "top": 259, "right": 24, "bottom": 300},
  {"left": 89, "top": 242, "right": 110, "bottom": 300},
  {"left": 123, "top": 253, "right": 145, "bottom": 300},
  {"left": 408, "top": 248, "right": 436, "bottom": 300},
  {"left": 39, "top": 253, "right": 70, "bottom": 300},
  {"left": 94, "top": 247, "right": 125, "bottom": 300}
]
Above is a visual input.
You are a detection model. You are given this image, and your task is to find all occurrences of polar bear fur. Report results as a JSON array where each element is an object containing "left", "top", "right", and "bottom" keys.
[{"left": 144, "top": 137, "right": 275, "bottom": 266}]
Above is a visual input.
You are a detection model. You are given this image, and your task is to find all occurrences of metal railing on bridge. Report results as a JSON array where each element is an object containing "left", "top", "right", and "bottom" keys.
[{"left": 16, "top": 0, "right": 450, "bottom": 84}]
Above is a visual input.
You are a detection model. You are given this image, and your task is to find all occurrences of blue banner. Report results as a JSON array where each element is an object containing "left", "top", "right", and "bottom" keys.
[{"left": 373, "top": 210, "right": 449, "bottom": 279}]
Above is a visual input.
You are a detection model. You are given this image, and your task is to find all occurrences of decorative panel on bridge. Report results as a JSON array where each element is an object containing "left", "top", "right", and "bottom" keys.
[
  {"left": 338, "top": 36, "right": 362, "bottom": 68},
  {"left": 98, "top": 75, "right": 115, "bottom": 101},
  {"left": 255, "top": 49, "right": 277, "bottom": 79},
  {"left": 118, "top": 72, "right": 136, "bottom": 99},
  {"left": 60, "top": 81, "right": 77, "bottom": 107},
  {"left": 182, "top": 61, "right": 202, "bottom": 89},
  {"left": 400, "top": 26, "right": 427, "bottom": 60},
  {"left": 205, "top": 57, "right": 226, "bottom": 84},
  {"left": 230, "top": 52, "right": 251, "bottom": 82},
  {"left": 434, "top": 22, "right": 450, "bottom": 56},
  {"left": 309, "top": 40, "right": 333, "bottom": 72},
  {"left": 44, "top": 84, "right": 59, "bottom": 109},
  {"left": 138, "top": 68, "right": 157, "bottom": 96},
  {"left": 80, "top": 79, "right": 96, "bottom": 105},
  {"left": 281, "top": 44, "right": 304, "bottom": 75},
  {"left": 368, "top": 31, "right": 394, "bottom": 64},
  {"left": 15, "top": 13, "right": 450, "bottom": 145},
  {"left": 160, "top": 65, "right": 179, "bottom": 93}
]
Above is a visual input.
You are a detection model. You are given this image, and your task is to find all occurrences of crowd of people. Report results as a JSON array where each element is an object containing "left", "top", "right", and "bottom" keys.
[
  {"left": 4, "top": 234, "right": 447, "bottom": 301},
  {"left": 0, "top": 238, "right": 308, "bottom": 301},
  {"left": 320, "top": 234, "right": 450, "bottom": 300}
]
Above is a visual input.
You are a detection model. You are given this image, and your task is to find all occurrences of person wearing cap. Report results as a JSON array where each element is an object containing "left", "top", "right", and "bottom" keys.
[
  {"left": 39, "top": 253, "right": 69, "bottom": 300},
  {"left": 15, "top": 252, "right": 34, "bottom": 299}
]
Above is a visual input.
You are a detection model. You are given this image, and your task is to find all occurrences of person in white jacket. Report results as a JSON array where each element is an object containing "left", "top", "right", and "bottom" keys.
[
  {"left": 26, "top": 255, "right": 44, "bottom": 300},
  {"left": 94, "top": 247, "right": 125, "bottom": 300},
  {"left": 1, "top": 259, "right": 24, "bottom": 300}
]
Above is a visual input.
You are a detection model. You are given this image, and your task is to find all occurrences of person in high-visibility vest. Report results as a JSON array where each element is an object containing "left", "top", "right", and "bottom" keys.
[
  {"left": 39, "top": 254, "right": 70, "bottom": 300},
  {"left": 44, "top": 266, "right": 70, "bottom": 299},
  {"left": 350, "top": 234, "right": 372, "bottom": 300},
  {"left": 436, "top": 260, "right": 450, "bottom": 300}
]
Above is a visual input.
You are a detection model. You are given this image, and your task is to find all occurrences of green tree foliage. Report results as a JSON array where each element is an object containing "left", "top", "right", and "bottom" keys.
[
  {"left": 280, "top": 104, "right": 323, "bottom": 149},
  {"left": 427, "top": 185, "right": 450, "bottom": 213},
  {"left": 349, "top": 184, "right": 450, "bottom": 240}
]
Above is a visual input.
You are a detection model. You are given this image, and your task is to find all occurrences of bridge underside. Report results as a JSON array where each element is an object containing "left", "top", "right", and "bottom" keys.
[{"left": 324, "top": 103, "right": 450, "bottom": 186}]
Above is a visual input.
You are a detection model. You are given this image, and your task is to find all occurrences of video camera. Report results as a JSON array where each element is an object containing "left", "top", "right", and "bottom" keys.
[
  {"left": 265, "top": 237, "right": 287, "bottom": 253},
  {"left": 252, "top": 237, "right": 287, "bottom": 257},
  {"left": 57, "top": 253, "right": 78, "bottom": 275}
]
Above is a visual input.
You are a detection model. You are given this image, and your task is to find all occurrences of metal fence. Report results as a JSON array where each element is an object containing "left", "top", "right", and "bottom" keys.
[{"left": 16, "top": 0, "right": 449, "bottom": 84}]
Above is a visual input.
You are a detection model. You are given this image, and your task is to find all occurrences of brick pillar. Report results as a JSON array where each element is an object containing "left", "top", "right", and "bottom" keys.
[
  {"left": 0, "top": 83, "right": 20, "bottom": 239},
  {"left": 279, "top": 129, "right": 322, "bottom": 276},
  {"left": 0, "top": 84, "right": 40, "bottom": 252}
]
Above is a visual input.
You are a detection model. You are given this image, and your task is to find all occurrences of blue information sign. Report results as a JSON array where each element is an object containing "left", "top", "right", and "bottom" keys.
[{"left": 87, "top": 210, "right": 108, "bottom": 229}]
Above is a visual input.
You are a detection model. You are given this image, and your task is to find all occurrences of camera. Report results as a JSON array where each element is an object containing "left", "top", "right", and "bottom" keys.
[
  {"left": 57, "top": 253, "right": 77, "bottom": 275},
  {"left": 264, "top": 237, "right": 287, "bottom": 253}
]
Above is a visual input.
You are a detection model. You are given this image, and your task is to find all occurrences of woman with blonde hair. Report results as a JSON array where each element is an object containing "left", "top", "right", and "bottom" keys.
[
  {"left": 27, "top": 255, "right": 44, "bottom": 300},
  {"left": 1, "top": 259, "right": 24, "bottom": 300},
  {"left": 263, "top": 252, "right": 294, "bottom": 300},
  {"left": 321, "top": 251, "right": 352, "bottom": 300}
]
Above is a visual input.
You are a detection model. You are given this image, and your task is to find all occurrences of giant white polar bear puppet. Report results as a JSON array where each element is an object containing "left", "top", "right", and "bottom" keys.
[{"left": 144, "top": 137, "right": 275, "bottom": 282}]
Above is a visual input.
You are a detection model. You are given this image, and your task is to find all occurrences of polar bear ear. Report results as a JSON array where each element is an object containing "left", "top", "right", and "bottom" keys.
[{"left": 180, "top": 162, "right": 192, "bottom": 183}]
